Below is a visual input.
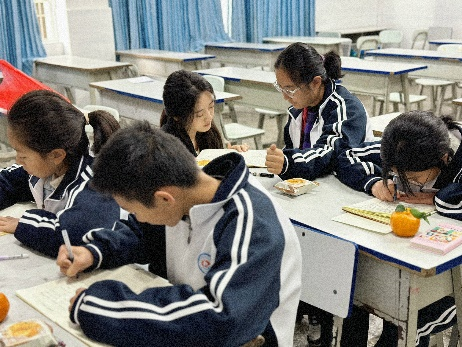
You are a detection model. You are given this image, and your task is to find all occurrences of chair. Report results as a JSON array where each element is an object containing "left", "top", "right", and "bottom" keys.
[
  {"left": 355, "top": 35, "right": 380, "bottom": 58},
  {"left": 255, "top": 108, "right": 287, "bottom": 148},
  {"left": 414, "top": 44, "right": 458, "bottom": 115},
  {"left": 453, "top": 98, "right": 462, "bottom": 120},
  {"left": 378, "top": 29, "right": 403, "bottom": 49},
  {"left": 372, "top": 92, "right": 427, "bottom": 116},
  {"left": 411, "top": 29, "right": 428, "bottom": 49},
  {"left": 202, "top": 75, "right": 265, "bottom": 149}
]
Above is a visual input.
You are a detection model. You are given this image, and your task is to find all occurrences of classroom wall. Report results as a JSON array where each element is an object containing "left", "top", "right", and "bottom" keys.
[{"left": 316, "top": 0, "right": 462, "bottom": 48}]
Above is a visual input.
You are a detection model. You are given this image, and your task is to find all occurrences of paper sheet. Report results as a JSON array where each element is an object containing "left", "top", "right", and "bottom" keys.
[
  {"left": 16, "top": 265, "right": 171, "bottom": 347},
  {"left": 196, "top": 149, "right": 267, "bottom": 168},
  {"left": 0, "top": 202, "right": 35, "bottom": 236},
  {"left": 332, "top": 198, "right": 436, "bottom": 234}
]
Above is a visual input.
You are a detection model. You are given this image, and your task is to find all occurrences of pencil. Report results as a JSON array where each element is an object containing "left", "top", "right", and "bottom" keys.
[
  {"left": 61, "top": 229, "right": 74, "bottom": 261},
  {"left": 0, "top": 254, "right": 29, "bottom": 261}
]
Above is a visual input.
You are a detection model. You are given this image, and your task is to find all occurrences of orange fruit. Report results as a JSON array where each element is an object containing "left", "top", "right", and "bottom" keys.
[
  {"left": 390, "top": 208, "right": 421, "bottom": 237},
  {"left": 0, "top": 292, "right": 10, "bottom": 322}
]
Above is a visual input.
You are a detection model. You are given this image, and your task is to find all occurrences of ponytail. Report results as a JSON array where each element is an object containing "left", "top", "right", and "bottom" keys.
[{"left": 88, "top": 110, "right": 120, "bottom": 154}]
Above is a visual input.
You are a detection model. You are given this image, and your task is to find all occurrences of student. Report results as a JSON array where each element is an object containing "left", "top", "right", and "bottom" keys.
[
  {"left": 265, "top": 42, "right": 374, "bottom": 181},
  {"left": 161, "top": 69, "right": 248, "bottom": 156},
  {"left": 336, "top": 110, "right": 462, "bottom": 346},
  {"left": 56, "top": 121, "right": 302, "bottom": 347},
  {"left": 0, "top": 90, "right": 125, "bottom": 257}
]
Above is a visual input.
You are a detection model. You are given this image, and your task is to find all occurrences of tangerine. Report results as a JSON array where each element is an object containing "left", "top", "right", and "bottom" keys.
[
  {"left": 390, "top": 208, "right": 421, "bottom": 237},
  {"left": 0, "top": 292, "right": 10, "bottom": 322}
]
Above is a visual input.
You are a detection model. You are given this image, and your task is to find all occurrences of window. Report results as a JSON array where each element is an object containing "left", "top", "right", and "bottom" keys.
[{"left": 34, "top": 0, "right": 58, "bottom": 42}]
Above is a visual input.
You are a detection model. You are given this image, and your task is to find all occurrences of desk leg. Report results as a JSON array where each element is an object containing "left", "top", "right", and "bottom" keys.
[
  {"left": 332, "top": 316, "right": 343, "bottom": 347},
  {"left": 398, "top": 274, "right": 419, "bottom": 347},
  {"left": 401, "top": 75, "right": 410, "bottom": 112},
  {"left": 451, "top": 266, "right": 462, "bottom": 346},
  {"left": 384, "top": 79, "right": 391, "bottom": 114}
]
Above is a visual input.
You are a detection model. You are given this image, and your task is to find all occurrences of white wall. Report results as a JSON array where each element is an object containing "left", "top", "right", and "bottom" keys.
[{"left": 316, "top": 0, "right": 462, "bottom": 48}]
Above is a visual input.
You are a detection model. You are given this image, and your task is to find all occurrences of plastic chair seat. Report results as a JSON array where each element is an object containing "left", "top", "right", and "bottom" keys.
[
  {"left": 224, "top": 123, "right": 265, "bottom": 149},
  {"left": 373, "top": 92, "right": 427, "bottom": 115}
]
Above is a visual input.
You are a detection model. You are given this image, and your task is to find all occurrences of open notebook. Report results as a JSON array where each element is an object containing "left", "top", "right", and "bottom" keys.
[
  {"left": 332, "top": 198, "right": 436, "bottom": 234},
  {"left": 196, "top": 149, "right": 267, "bottom": 168},
  {"left": 16, "top": 264, "right": 171, "bottom": 347}
]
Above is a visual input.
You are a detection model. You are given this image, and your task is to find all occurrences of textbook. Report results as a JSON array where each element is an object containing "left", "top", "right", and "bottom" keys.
[
  {"left": 332, "top": 198, "right": 435, "bottom": 234},
  {"left": 410, "top": 223, "right": 462, "bottom": 255},
  {"left": 196, "top": 148, "right": 267, "bottom": 168}
]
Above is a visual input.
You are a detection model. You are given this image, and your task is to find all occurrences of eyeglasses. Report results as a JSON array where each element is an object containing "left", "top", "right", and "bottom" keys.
[
  {"left": 273, "top": 81, "right": 300, "bottom": 98},
  {"left": 391, "top": 169, "right": 433, "bottom": 193}
]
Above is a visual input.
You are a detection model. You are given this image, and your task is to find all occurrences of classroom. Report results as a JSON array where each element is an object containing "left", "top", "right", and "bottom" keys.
[{"left": 1, "top": 0, "right": 462, "bottom": 346}]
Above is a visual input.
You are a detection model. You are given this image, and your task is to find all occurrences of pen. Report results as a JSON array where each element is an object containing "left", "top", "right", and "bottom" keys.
[
  {"left": 392, "top": 175, "right": 398, "bottom": 202},
  {"left": 61, "top": 229, "right": 74, "bottom": 261},
  {"left": 0, "top": 253, "right": 29, "bottom": 261},
  {"left": 252, "top": 172, "right": 275, "bottom": 178}
]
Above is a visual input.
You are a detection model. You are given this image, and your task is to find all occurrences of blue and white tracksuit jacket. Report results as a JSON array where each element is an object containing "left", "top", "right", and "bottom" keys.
[
  {"left": 336, "top": 127, "right": 462, "bottom": 346},
  {"left": 336, "top": 124, "right": 462, "bottom": 221},
  {"left": 279, "top": 79, "right": 374, "bottom": 181},
  {"left": 0, "top": 154, "right": 125, "bottom": 257},
  {"left": 70, "top": 153, "right": 302, "bottom": 347}
]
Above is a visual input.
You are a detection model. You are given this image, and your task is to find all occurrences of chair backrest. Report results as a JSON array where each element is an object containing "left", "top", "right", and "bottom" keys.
[
  {"left": 202, "top": 74, "right": 225, "bottom": 93},
  {"left": 428, "top": 26, "right": 453, "bottom": 40},
  {"left": 201, "top": 75, "right": 228, "bottom": 138},
  {"left": 356, "top": 35, "right": 379, "bottom": 58},
  {"left": 411, "top": 29, "right": 428, "bottom": 49},
  {"left": 437, "top": 44, "right": 462, "bottom": 53},
  {"left": 317, "top": 31, "right": 341, "bottom": 38},
  {"left": 378, "top": 29, "right": 403, "bottom": 48}
]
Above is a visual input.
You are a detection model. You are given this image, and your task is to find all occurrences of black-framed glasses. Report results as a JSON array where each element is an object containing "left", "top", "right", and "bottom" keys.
[{"left": 273, "top": 81, "right": 300, "bottom": 98}]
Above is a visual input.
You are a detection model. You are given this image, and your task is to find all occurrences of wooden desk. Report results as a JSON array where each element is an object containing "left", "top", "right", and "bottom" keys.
[
  {"left": 257, "top": 174, "right": 462, "bottom": 347},
  {"left": 33, "top": 55, "right": 134, "bottom": 105},
  {"left": 89, "top": 76, "right": 242, "bottom": 125},
  {"left": 364, "top": 48, "right": 462, "bottom": 82},
  {"left": 262, "top": 36, "right": 349, "bottom": 55},
  {"left": 340, "top": 57, "right": 427, "bottom": 114},
  {"left": 116, "top": 49, "right": 215, "bottom": 77},
  {"left": 204, "top": 42, "right": 287, "bottom": 70},
  {"left": 194, "top": 67, "right": 290, "bottom": 147}
]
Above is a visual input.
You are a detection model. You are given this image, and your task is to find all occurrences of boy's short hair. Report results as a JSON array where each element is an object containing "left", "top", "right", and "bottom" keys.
[{"left": 91, "top": 121, "right": 199, "bottom": 206}]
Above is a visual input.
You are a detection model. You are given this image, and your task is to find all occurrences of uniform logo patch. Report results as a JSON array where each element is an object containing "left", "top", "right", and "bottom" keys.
[{"left": 197, "top": 253, "right": 212, "bottom": 274}]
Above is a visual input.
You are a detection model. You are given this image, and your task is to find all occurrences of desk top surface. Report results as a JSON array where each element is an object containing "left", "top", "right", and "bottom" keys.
[
  {"left": 263, "top": 36, "right": 349, "bottom": 44},
  {"left": 204, "top": 42, "right": 288, "bottom": 51},
  {"left": 341, "top": 56, "right": 427, "bottom": 75},
  {"left": 34, "top": 55, "right": 132, "bottom": 71},
  {"left": 90, "top": 76, "right": 242, "bottom": 104},
  {"left": 365, "top": 48, "right": 462, "bottom": 61},
  {"left": 429, "top": 39, "right": 462, "bottom": 45},
  {"left": 194, "top": 66, "right": 276, "bottom": 85},
  {"left": 116, "top": 49, "right": 215, "bottom": 62},
  {"left": 334, "top": 26, "right": 388, "bottom": 35},
  {"left": 253, "top": 173, "right": 462, "bottom": 276}
]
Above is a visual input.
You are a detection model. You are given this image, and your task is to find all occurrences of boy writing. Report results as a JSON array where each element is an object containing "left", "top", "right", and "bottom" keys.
[{"left": 57, "top": 121, "right": 302, "bottom": 346}]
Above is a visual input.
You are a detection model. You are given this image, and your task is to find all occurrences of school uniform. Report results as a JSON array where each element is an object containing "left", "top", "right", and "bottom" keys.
[
  {"left": 0, "top": 154, "right": 126, "bottom": 257},
  {"left": 335, "top": 124, "right": 462, "bottom": 346},
  {"left": 69, "top": 153, "right": 302, "bottom": 347},
  {"left": 279, "top": 79, "right": 374, "bottom": 181}
]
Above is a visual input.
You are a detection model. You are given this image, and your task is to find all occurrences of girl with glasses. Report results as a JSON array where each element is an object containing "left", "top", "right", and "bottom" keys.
[
  {"left": 336, "top": 110, "right": 462, "bottom": 347},
  {"left": 265, "top": 42, "right": 375, "bottom": 181}
]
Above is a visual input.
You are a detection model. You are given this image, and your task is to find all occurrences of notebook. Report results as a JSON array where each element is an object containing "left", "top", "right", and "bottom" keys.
[
  {"left": 410, "top": 223, "right": 462, "bottom": 255},
  {"left": 332, "top": 198, "right": 436, "bottom": 234},
  {"left": 196, "top": 149, "right": 267, "bottom": 168}
]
